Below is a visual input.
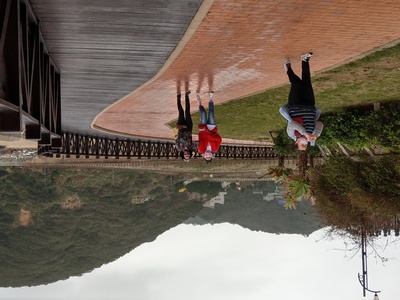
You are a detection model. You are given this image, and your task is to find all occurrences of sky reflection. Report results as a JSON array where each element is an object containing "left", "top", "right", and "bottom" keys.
[{"left": 1, "top": 223, "right": 399, "bottom": 300}]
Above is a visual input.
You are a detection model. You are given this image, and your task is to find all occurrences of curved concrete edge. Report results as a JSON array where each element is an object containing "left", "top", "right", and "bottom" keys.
[{"left": 90, "top": 0, "right": 215, "bottom": 134}]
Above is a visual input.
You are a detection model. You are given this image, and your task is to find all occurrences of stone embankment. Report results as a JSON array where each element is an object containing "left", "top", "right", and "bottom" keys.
[{"left": 0, "top": 148, "right": 38, "bottom": 166}]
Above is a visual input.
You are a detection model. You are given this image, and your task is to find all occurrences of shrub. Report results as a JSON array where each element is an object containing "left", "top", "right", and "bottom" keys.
[
  {"left": 311, "top": 156, "right": 400, "bottom": 235},
  {"left": 318, "top": 102, "right": 400, "bottom": 152}
]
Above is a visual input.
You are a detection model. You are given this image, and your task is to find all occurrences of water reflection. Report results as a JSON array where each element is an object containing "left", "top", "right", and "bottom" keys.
[
  {"left": 0, "top": 166, "right": 399, "bottom": 300},
  {"left": 0, "top": 167, "right": 203, "bottom": 287}
]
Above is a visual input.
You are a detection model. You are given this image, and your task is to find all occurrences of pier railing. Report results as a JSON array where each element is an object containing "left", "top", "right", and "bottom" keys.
[{"left": 40, "top": 132, "right": 282, "bottom": 160}]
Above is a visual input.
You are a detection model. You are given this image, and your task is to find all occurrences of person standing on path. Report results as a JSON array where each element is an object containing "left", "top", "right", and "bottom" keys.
[
  {"left": 279, "top": 52, "right": 323, "bottom": 151},
  {"left": 174, "top": 91, "right": 197, "bottom": 161},
  {"left": 197, "top": 92, "right": 222, "bottom": 162}
]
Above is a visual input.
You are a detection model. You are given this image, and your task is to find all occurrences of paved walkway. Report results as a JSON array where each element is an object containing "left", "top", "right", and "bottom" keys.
[{"left": 92, "top": 0, "right": 400, "bottom": 142}]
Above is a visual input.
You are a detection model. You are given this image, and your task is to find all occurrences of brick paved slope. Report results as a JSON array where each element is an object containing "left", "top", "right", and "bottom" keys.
[{"left": 93, "top": 0, "right": 400, "bottom": 141}]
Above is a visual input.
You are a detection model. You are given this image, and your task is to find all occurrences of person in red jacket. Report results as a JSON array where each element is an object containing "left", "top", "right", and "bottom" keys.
[{"left": 197, "top": 92, "right": 222, "bottom": 162}]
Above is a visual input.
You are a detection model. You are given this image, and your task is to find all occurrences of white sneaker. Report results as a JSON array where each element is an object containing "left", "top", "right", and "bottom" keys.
[
  {"left": 196, "top": 94, "right": 202, "bottom": 105},
  {"left": 284, "top": 59, "right": 291, "bottom": 72},
  {"left": 209, "top": 92, "right": 214, "bottom": 101},
  {"left": 301, "top": 52, "right": 313, "bottom": 62}
]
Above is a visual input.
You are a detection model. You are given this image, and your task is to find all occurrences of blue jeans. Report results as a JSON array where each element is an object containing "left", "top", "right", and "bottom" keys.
[{"left": 199, "top": 101, "right": 215, "bottom": 125}]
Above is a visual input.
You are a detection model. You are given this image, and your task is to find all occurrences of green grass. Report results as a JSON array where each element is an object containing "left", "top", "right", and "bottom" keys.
[{"left": 186, "top": 43, "right": 400, "bottom": 141}]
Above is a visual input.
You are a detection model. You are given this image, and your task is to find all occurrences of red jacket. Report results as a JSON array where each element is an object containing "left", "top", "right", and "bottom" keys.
[
  {"left": 292, "top": 116, "right": 304, "bottom": 137},
  {"left": 197, "top": 124, "right": 222, "bottom": 154}
]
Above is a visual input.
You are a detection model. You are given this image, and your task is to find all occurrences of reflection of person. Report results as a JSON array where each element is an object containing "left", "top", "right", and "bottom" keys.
[
  {"left": 197, "top": 92, "right": 222, "bottom": 162},
  {"left": 174, "top": 91, "right": 197, "bottom": 161},
  {"left": 279, "top": 52, "right": 323, "bottom": 151}
]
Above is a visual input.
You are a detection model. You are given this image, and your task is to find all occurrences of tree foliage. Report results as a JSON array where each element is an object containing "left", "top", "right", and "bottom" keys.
[{"left": 310, "top": 156, "right": 400, "bottom": 236}]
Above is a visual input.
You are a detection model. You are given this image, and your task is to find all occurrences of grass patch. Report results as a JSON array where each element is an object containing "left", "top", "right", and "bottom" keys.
[{"left": 181, "top": 43, "right": 400, "bottom": 141}]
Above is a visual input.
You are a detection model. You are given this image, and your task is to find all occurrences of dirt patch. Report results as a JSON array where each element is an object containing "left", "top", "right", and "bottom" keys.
[
  {"left": 18, "top": 208, "right": 33, "bottom": 227},
  {"left": 61, "top": 195, "right": 82, "bottom": 210}
]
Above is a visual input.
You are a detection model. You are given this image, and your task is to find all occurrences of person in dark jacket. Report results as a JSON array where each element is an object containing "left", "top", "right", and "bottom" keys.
[
  {"left": 279, "top": 52, "right": 323, "bottom": 151},
  {"left": 174, "top": 91, "right": 197, "bottom": 161},
  {"left": 197, "top": 92, "right": 222, "bottom": 162}
]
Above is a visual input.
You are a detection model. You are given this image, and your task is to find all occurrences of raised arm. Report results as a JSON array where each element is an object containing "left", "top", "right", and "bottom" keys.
[
  {"left": 279, "top": 106, "right": 292, "bottom": 122},
  {"left": 313, "top": 121, "right": 323, "bottom": 137},
  {"left": 286, "top": 120, "right": 306, "bottom": 141}
]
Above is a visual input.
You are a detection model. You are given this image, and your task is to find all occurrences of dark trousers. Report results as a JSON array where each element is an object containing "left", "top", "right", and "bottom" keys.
[
  {"left": 287, "top": 61, "right": 315, "bottom": 107},
  {"left": 177, "top": 93, "right": 193, "bottom": 131}
]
